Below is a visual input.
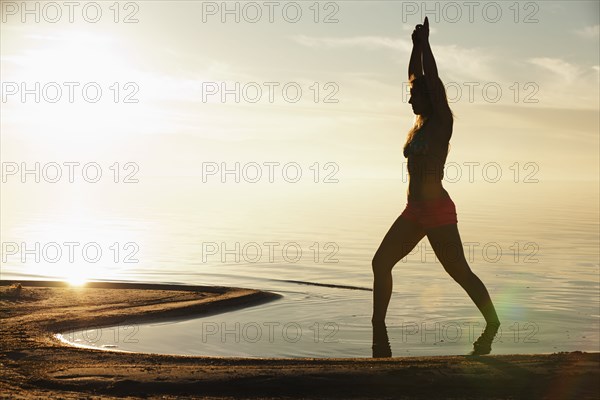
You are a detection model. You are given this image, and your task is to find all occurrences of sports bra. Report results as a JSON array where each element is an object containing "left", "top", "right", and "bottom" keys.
[
  {"left": 403, "top": 121, "right": 450, "bottom": 159},
  {"left": 403, "top": 122, "right": 431, "bottom": 158},
  {"left": 403, "top": 131, "right": 429, "bottom": 157}
]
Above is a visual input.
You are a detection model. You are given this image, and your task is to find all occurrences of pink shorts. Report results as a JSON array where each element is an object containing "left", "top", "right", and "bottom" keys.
[{"left": 399, "top": 195, "right": 458, "bottom": 230}]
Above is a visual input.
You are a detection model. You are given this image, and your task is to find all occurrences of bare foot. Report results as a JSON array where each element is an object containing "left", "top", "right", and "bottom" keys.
[{"left": 469, "top": 322, "right": 500, "bottom": 356}]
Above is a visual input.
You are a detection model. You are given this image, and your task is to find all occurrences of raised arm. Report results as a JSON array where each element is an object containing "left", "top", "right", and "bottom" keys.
[
  {"left": 408, "top": 30, "right": 423, "bottom": 79},
  {"left": 417, "top": 17, "right": 452, "bottom": 122}
]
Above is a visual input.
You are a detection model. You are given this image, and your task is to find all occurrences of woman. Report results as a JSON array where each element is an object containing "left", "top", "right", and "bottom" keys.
[{"left": 371, "top": 17, "right": 500, "bottom": 356}]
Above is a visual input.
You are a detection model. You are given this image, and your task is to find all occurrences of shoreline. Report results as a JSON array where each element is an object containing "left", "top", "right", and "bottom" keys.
[{"left": 1, "top": 279, "right": 598, "bottom": 399}]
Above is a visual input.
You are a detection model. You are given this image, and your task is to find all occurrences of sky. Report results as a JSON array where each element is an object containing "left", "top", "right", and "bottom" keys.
[{"left": 1, "top": 0, "right": 599, "bottom": 181}]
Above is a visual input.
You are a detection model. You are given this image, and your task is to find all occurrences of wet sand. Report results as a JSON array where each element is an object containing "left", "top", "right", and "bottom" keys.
[{"left": 1, "top": 280, "right": 598, "bottom": 399}]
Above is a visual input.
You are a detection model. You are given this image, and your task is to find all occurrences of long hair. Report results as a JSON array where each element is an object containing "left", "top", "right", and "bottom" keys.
[{"left": 403, "top": 74, "right": 454, "bottom": 156}]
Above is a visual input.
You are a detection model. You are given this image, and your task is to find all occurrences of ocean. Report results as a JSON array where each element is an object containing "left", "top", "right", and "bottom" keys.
[{"left": 2, "top": 177, "right": 599, "bottom": 357}]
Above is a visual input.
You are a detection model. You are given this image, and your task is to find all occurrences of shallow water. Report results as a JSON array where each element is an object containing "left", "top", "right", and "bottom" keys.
[{"left": 3, "top": 178, "right": 599, "bottom": 357}]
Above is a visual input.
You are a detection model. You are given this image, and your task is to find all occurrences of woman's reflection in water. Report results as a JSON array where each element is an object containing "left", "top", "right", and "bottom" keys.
[{"left": 372, "top": 321, "right": 392, "bottom": 358}]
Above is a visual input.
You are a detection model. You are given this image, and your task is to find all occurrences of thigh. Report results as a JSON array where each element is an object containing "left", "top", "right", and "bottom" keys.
[
  {"left": 425, "top": 223, "right": 467, "bottom": 266},
  {"left": 373, "top": 215, "right": 427, "bottom": 269}
]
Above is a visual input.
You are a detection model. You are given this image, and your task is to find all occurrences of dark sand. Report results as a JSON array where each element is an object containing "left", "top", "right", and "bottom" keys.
[{"left": 1, "top": 280, "right": 598, "bottom": 399}]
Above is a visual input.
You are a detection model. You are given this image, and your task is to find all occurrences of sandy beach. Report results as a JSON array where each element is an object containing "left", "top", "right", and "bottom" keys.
[{"left": 1, "top": 280, "right": 598, "bottom": 399}]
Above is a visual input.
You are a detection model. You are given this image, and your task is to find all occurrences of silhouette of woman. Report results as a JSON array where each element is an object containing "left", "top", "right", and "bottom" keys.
[{"left": 371, "top": 17, "right": 500, "bottom": 356}]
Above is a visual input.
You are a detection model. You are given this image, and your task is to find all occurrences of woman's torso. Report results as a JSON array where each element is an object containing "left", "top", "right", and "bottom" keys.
[{"left": 404, "top": 117, "right": 452, "bottom": 201}]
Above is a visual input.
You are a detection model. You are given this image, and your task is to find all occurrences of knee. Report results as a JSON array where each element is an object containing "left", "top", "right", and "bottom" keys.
[{"left": 372, "top": 255, "right": 393, "bottom": 277}]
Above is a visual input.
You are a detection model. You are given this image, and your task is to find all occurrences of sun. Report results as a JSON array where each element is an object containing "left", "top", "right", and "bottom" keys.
[
  {"left": 3, "top": 28, "right": 149, "bottom": 152},
  {"left": 66, "top": 275, "right": 88, "bottom": 287}
]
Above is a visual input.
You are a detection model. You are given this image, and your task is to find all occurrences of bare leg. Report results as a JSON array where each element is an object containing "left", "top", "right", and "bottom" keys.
[
  {"left": 426, "top": 223, "right": 500, "bottom": 354},
  {"left": 426, "top": 223, "right": 500, "bottom": 325},
  {"left": 372, "top": 215, "right": 426, "bottom": 323}
]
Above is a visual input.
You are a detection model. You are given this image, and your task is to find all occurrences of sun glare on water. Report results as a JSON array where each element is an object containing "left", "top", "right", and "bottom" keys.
[{"left": 66, "top": 274, "right": 88, "bottom": 287}]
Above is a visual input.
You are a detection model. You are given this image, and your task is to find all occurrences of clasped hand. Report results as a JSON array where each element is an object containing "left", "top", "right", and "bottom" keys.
[{"left": 411, "top": 16, "right": 430, "bottom": 45}]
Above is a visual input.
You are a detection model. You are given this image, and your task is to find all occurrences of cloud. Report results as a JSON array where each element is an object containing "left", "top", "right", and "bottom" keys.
[
  {"left": 523, "top": 59, "right": 598, "bottom": 108},
  {"left": 431, "top": 44, "right": 497, "bottom": 81},
  {"left": 291, "top": 35, "right": 496, "bottom": 82},
  {"left": 528, "top": 57, "right": 582, "bottom": 83},
  {"left": 573, "top": 25, "right": 599, "bottom": 39},
  {"left": 24, "top": 30, "right": 116, "bottom": 45},
  {"left": 291, "top": 35, "right": 411, "bottom": 52}
]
